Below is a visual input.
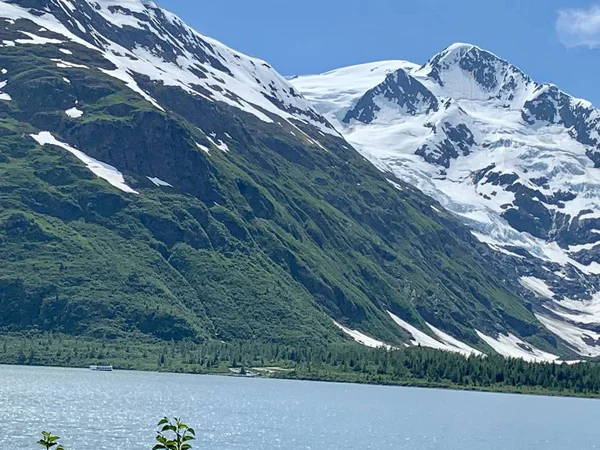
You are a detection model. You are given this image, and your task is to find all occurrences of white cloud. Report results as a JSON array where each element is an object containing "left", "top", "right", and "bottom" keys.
[{"left": 557, "top": 4, "right": 600, "bottom": 48}]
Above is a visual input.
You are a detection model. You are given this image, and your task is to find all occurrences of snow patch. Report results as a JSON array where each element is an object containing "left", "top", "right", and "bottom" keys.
[
  {"left": 519, "top": 276, "right": 555, "bottom": 299},
  {"left": 475, "top": 330, "right": 559, "bottom": 362},
  {"left": 51, "top": 58, "right": 88, "bottom": 69},
  {"left": 386, "top": 179, "right": 403, "bottom": 191},
  {"left": 536, "top": 314, "right": 600, "bottom": 357},
  {"left": 14, "top": 31, "right": 62, "bottom": 45},
  {"left": 426, "top": 322, "right": 483, "bottom": 356},
  {"left": 334, "top": 321, "right": 391, "bottom": 349},
  {"left": 30, "top": 131, "right": 138, "bottom": 194},
  {"left": 545, "top": 293, "right": 600, "bottom": 325},
  {"left": 0, "top": 79, "right": 10, "bottom": 101},
  {"left": 207, "top": 134, "right": 229, "bottom": 152},
  {"left": 99, "top": 66, "right": 163, "bottom": 111},
  {"left": 65, "top": 107, "right": 83, "bottom": 118},
  {"left": 195, "top": 142, "right": 210, "bottom": 154},
  {"left": 471, "top": 232, "right": 525, "bottom": 259},
  {"left": 387, "top": 311, "right": 480, "bottom": 356},
  {"left": 147, "top": 176, "right": 172, "bottom": 187}
]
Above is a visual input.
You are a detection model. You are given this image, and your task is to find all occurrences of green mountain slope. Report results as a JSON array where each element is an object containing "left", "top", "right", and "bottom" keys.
[{"left": 0, "top": 0, "right": 567, "bottom": 358}]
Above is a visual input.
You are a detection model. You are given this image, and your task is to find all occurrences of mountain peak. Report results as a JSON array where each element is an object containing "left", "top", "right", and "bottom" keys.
[
  {"left": 343, "top": 68, "right": 439, "bottom": 124},
  {"left": 414, "top": 43, "right": 534, "bottom": 106},
  {"left": 436, "top": 42, "right": 479, "bottom": 56},
  {"left": 422, "top": 43, "right": 503, "bottom": 70}
]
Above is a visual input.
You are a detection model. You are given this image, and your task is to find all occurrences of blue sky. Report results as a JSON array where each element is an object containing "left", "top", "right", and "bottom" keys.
[{"left": 161, "top": 0, "right": 600, "bottom": 106}]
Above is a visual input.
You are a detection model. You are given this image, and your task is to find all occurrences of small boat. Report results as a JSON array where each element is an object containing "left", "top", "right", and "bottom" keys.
[{"left": 89, "top": 365, "right": 113, "bottom": 372}]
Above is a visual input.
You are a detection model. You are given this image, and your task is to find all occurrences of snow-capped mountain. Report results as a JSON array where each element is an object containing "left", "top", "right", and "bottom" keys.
[
  {"left": 1, "top": 0, "right": 596, "bottom": 362},
  {"left": 293, "top": 43, "right": 600, "bottom": 358},
  {"left": 0, "top": 0, "right": 337, "bottom": 136}
]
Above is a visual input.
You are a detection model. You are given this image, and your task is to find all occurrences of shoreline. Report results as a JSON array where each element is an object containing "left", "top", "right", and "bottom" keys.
[{"left": 2, "top": 361, "right": 598, "bottom": 401}]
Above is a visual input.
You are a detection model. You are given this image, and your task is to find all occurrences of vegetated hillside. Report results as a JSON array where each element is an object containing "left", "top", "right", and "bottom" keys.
[{"left": 0, "top": 0, "right": 566, "bottom": 359}]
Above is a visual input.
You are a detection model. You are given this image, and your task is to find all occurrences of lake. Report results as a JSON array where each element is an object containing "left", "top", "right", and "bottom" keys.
[{"left": 1, "top": 365, "right": 599, "bottom": 449}]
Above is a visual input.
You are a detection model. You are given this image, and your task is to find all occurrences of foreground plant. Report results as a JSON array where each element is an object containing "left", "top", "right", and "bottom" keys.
[
  {"left": 153, "top": 417, "right": 196, "bottom": 450},
  {"left": 37, "top": 431, "right": 64, "bottom": 450}
]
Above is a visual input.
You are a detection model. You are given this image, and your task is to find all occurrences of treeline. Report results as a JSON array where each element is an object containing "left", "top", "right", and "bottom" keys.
[
  {"left": 2, "top": 332, "right": 600, "bottom": 397},
  {"left": 288, "top": 346, "right": 600, "bottom": 395}
]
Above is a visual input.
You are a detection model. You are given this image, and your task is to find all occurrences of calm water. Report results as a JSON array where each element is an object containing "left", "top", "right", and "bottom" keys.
[{"left": 1, "top": 365, "right": 599, "bottom": 449}]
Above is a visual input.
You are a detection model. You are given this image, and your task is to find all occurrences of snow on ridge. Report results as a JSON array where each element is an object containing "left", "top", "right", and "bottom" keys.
[
  {"left": 0, "top": 0, "right": 339, "bottom": 136},
  {"left": 31, "top": 131, "right": 138, "bottom": 194},
  {"left": 412, "top": 42, "right": 536, "bottom": 107},
  {"left": 387, "top": 311, "right": 480, "bottom": 357},
  {"left": 91, "top": 0, "right": 151, "bottom": 29},
  {"left": 334, "top": 321, "right": 391, "bottom": 349},
  {"left": 293, "top": 61, "right": 419, "bottom": 129},
  {"left": 475, "top": 330, "right": 559, "bottom": 363}
]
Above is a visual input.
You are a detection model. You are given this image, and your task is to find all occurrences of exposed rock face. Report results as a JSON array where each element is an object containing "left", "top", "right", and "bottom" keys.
[{"left": 343, "top": 68, "right": 439, "bottom": 124}]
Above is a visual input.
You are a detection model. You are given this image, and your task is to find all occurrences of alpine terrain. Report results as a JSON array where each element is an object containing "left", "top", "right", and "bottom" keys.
[
  {"left": 293, "top": 43, "right": 600, "bottom": 359},
  {"left": 0, "top": 0, "right": 586, "bottom": 363}
]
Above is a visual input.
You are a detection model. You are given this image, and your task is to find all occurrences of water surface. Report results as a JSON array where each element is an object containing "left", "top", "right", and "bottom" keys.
[{"left": 1, "top": 365, "right": 598, "bottom": 449}]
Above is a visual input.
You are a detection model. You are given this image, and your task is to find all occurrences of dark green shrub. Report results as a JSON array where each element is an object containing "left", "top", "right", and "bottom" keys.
[{"left": 153, "top": 417, "right": 196, "bottom": 450}]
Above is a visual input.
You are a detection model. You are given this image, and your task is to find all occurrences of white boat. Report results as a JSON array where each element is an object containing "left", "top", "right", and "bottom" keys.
[{"left": 89, "top": 365, "right": 113, "bottom": 372}]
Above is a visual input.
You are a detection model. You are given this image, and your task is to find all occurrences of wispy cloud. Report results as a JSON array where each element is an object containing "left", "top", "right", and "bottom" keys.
[{"left": 557, "top": 4, "right": 600, "bottom": 48}]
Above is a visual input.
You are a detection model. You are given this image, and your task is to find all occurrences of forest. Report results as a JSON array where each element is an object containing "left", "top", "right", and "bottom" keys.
[{"left": 2, "top": 332, "right": 599, "bottom": 398}]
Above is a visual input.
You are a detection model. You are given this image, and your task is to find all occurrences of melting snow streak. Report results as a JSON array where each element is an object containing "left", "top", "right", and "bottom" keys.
[{"left": 31, "top": 131, "right": 138, "bottom": 194}]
